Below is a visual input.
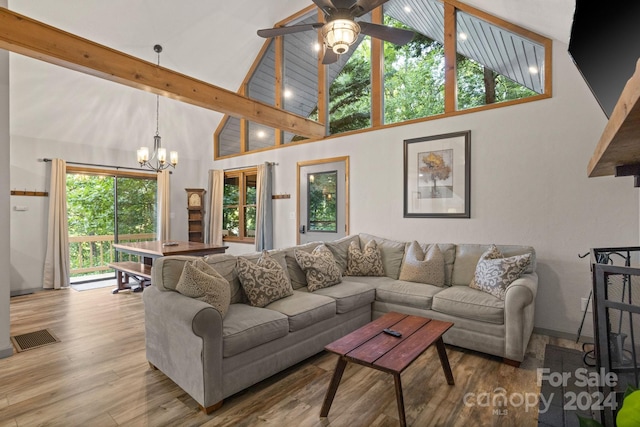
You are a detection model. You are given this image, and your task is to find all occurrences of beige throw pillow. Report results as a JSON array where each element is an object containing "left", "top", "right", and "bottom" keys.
[
  {"left": 345, "top": 240, "right": 385, "bottom": 277},
  {"left": 469, "top": 244, "right": 531, "bottom": 300},
  {"left": 399, "top": 241, "right": 445, "bottom": 286},
  {"left": 237, "top": 251, "right": 293, "bottom": 308},
  {"left": 176, "top": 258, "right": 231, "bottom": 318},
  {"left": 294, "top": 244, "right": 342, "bottom": 292}
]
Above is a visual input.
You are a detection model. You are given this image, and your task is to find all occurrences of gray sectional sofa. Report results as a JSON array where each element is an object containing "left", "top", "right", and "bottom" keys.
[{"left": 142, "top": 233, "right": 537, "bottom": 413}]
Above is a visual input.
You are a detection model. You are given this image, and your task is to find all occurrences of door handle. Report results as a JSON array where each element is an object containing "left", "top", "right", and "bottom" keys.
[{"left": 299, "top": 225, "right": 306, "bottom": 234}]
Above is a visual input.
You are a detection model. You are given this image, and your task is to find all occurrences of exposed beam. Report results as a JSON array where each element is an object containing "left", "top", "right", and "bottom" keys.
[{"left": 0, "top": 7, "right": 326, "bottom": 140}]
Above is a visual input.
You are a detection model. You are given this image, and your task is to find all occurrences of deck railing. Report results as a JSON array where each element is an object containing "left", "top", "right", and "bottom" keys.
[{"left": 69, "top": 233, "right": 156, "bottom": 277}]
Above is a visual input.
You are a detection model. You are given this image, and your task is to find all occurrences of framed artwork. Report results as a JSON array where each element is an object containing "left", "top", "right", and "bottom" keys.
[{"left": 403, "top": 130, "right": 471, "bottom": 218}]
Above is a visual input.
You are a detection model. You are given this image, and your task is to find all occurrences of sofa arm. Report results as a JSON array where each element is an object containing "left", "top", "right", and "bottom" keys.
[
  {"left": 503, "top": 272, "right": 538, "bottom": 362},
  {"left": 143, "top": 285, "right": 224, "bottom": 409}
]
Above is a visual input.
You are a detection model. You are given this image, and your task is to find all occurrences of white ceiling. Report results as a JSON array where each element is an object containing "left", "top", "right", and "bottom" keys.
[{"left": 7, "top": 0, "right": 575, "bottom": 158}]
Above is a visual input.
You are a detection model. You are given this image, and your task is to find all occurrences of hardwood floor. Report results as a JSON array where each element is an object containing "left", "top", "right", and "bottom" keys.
[{"left": 0, "top": 288, "right": 581, "bottom": 427}]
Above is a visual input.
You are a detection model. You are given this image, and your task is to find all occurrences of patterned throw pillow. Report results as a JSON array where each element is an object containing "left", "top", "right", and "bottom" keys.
[
  {"left": 176, "top": 258, "right": 231, "bottom": 318},
  {"left": 469, "top": 244, "right": 531, "bottom": 300},
  {"left": 345, "top": 240, "right": 385, "bottom": 277},
  {"left": 399, "top": 241, "right": 445, "bottom": 286},
  {"left": 236, "top": 251, "right": 293, "bottom": 308},
  {"left": 294, "top": 244, "right": 342, "bottom": 292}
]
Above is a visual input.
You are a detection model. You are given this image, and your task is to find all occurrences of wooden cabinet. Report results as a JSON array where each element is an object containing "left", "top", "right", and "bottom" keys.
[{"left": 185, "top": 188, "right": 206, "bottom": 243}]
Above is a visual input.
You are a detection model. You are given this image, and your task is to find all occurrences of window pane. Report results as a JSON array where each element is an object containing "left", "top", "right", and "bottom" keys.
[
  {"left": 308, "top": 171, "right": 337, "bottom": 232},
  {"left": 116, "top": 177, "right": 157, "bottom": 237},
  {"left": 284, "top": 13, "right": 319, "bottom": 117},
  {"left": 383, "top": 16, "right": 445, "bottom": 123},
  {"left": 248, "top": 40, "right": 276, "bottom": 105},
  {"left": 224, "top": 176, "right": 239, "bottom": 205},
  {"left": 244, "top": 206, "right": 256, "bottom": 237},
  {"left": 456, "top": 9, "right": 542, "bottom": 110},
  {"left": 384, "top": 0, "right": 445, "bottom": 123},
  {"left": 245, "top": 173, "right": 257, "bottom": 205},
  {"left": 223, "top": 207, "right": 239, "bottom": 237},
  {"left": 218, "top": 117, "right": 241, "bottom": 157},
  {"left": 248, "top": 122, "right": 276, "bottom": 151},
  {"left": 327, "top": 10, "right": 372, "bottom": 136}
]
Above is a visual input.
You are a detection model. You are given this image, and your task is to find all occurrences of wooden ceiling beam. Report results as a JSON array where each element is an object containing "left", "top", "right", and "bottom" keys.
[{"left": 0, "top": 7, "right": 326, "bottom": 139}]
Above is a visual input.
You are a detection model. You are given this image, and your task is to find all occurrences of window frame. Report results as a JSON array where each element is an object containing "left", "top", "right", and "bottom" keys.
[
  {"left": 213, "top": 0, "right": 552, "bottom": 159},
  {"left": 222, "top": 167, "right": 258, "bottom": 244}
]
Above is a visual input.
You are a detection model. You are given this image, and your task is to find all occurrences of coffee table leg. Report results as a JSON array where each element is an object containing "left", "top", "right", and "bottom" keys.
[
  {"left": 435, "top": 337, "right": 455, "bottom": 385},
  {"left": 320, "top": 357, "right": 347, "bottom": 417},
  {"left": 393, "top": 373, "right": 407, "bottom": 427}
]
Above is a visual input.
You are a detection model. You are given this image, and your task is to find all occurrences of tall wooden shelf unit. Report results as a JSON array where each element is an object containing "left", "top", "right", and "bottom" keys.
[
  {"left": 589, "top": 58, "right": 640, "bottom": 184},
  {"left": 185, "top": 188, "right": 206, "bottom": 243}
]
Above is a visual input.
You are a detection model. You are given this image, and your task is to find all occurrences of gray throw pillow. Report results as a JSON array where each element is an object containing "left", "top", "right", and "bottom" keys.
[
  {"left": 237, "top": 251, "right": 293, "bottom": 307},
  {"left": 345, "top": 240, "right": 385, "bottom": 276},
  {"left": 469, "top": 244, "right": 531, "bottom": 300},
  {"left": 399, "top": 241, "right": 445, "bottom": 286},
  {"left": 294, "top": 244, "right": 342, "bottom": 292},
  {"left": 176, "top": 258, "right": 231, "bottom": 318}
]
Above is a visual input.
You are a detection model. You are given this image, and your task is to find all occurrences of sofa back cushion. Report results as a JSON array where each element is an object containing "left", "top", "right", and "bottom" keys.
[
  {"left": 451, "top": 244, "right": 536, "bottom": 286},
  {"left": 283, "top": 241, "right": 322, "bottom": 289},
  {"left": 325, "top": 235, "right": 360, "bottom": 274},
  {"left": 402, "top": 242, "right": 456, "bottom": 286},
  {"left": 358, "top": 233, "right": 406, "bottom": 280}
]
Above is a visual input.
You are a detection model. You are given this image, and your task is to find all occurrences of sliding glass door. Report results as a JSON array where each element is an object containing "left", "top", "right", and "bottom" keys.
[{"left": 67, "top": 170, "right": 157, "bottom": 283}]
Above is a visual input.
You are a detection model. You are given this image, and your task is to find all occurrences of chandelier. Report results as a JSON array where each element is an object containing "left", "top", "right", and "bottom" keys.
[
  {"left": 137, "top": 44, "right": 178, "bottom": 172},
  {"left": 322, "top": 18, "right": 360, "bottom": 55}
]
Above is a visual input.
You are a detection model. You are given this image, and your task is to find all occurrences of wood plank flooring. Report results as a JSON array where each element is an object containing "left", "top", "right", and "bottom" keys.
[{"left": 0, "top": 288, "right": 581, "bottom": 427}]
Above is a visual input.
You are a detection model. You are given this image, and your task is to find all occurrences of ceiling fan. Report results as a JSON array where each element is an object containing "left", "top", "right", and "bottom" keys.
[{"left": 257, "top": 0, "right": 415, "bottom": 64}]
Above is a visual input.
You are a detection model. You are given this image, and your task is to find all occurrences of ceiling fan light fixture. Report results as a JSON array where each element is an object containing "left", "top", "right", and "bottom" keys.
[{"left": 322, "top": 19, "right": 360, "bottom": 55}]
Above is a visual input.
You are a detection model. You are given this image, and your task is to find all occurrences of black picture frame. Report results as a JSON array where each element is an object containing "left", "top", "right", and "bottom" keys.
[{"left": 403, "top": 131, "right": 471, "bottom": 218}]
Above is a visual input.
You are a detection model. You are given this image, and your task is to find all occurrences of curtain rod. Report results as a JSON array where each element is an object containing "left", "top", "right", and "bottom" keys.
[
  {"left": 41, "top": 158, "right": 169, "bottom": 174},
  {"left": 223, "top": 162, "right": 278, "bottom": 172}
]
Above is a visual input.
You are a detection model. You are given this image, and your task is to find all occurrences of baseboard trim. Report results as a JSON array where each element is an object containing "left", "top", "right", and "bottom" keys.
[
  {"left": 534, "top": 327, "right": 593, "bottom": 343},
  {"left": 10, "top": 288, "right": 39, "bottom": 297},
  {"left": 0, "top": 344, "right": 13, "bottom": 359}
]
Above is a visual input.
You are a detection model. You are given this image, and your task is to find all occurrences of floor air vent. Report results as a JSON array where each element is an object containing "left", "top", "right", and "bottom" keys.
[{"left": 11, "top": 329, "right": 60, "bottom": 352}]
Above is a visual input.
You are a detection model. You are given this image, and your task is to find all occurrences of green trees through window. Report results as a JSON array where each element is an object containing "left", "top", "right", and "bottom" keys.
[{"left": 308, "top": 171, "right": 338, "bottom": 232}]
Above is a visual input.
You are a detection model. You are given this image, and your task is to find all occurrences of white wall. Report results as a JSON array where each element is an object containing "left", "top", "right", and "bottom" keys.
[
  {"left": 0, "top": 0, "right": 13, "bottom": 359},
  {"left": 215, "top": 41, "right": 639, "bottom": 337}
]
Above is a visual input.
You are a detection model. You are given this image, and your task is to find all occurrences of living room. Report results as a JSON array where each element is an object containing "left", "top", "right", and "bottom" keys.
[{"left": 1, "top": 0, "right": 639, "bottom": 425}]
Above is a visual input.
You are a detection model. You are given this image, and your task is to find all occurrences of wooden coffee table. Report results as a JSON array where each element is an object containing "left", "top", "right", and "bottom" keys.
[{"left": 320, "top": 312, "right": 454, "bottom": 427}]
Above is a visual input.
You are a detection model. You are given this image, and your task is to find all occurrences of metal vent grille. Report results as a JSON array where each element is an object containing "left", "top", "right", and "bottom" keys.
[{"left": 11, "top": 329, "right": 60, "bottom": 352}]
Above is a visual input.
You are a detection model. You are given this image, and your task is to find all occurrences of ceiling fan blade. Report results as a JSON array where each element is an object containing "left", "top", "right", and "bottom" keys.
[
  {"left": 257, "top": 23, "right": 323, "bottom": 38},
  {"left": 322, "top": 48, "right": 339, "bottom": 65},
  {"left": 312, "top": 0, "right": 337, "bottom": 15},
  {"left": 352, "top": 0, "right": 389, "bottom": 17},
  {"left": 358, "top": 22, "right": 414, "bottom": 45},
  {"left": 332, "top": 0, "right": 359, "bottom": 9}
]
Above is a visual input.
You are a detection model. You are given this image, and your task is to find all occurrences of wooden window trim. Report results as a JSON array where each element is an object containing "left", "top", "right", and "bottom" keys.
[{"left": 66, "top": 166, "right": 157, "bottom": 180}]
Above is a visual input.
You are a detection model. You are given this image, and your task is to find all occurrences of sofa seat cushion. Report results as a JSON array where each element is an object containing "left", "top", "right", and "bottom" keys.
[
  {"left": 266, "top": 290, "right": 336, "bottom": 332},
  {"left": 223, "top": 303, "right": 289, "bottom": 357},
  {"left": 300, "top": 281, "right": 375, "bottom": 313},
  {"left": 431, "top": 286, "right": 504, "bottom": 324},
  {"left": 375, "top": 280, "right": 444, "bottom": 310}
]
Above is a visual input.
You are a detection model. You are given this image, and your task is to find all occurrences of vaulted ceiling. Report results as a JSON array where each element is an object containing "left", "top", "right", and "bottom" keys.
[{"left": 7, "top": 0, "right": 575, "bottom": 158}]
